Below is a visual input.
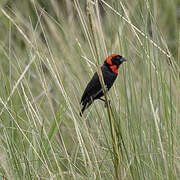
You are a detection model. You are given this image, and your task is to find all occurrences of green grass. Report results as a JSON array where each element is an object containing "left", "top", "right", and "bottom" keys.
[{"left": 0, "top": 0, "right": 180, "bottom": 179}]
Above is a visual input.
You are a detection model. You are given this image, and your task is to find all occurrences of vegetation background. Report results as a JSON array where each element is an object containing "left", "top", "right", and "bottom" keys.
[{"left": 0, "top": 0, "right": 180, "bottom": 179}]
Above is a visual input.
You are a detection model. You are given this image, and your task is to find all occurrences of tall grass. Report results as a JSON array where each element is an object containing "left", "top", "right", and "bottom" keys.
[{"left": 0, "top": 0, "right": 180, "bottom": 179}]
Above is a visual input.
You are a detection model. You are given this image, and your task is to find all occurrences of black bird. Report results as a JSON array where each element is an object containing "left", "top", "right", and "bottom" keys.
[{"left": 80, "top": 54, "right": 126, "bottom": 116}]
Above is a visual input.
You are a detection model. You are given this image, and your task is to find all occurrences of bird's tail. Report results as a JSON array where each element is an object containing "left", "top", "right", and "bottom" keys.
[
  {"left": 79, "top": 101, "right": 92, "bottom": 117},
  {"left": 79, "top": 105, "right": 86, "bottom": 117}
]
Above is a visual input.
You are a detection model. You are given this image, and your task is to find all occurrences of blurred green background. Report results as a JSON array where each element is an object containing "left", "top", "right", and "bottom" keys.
[{"left": 0, "top": 0, "right": 180, "bottom": 179}]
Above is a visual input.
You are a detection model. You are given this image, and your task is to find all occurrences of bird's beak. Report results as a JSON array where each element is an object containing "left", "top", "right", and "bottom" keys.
[{"left": 121, "top": 57, "right": 127, "bottom": 62}]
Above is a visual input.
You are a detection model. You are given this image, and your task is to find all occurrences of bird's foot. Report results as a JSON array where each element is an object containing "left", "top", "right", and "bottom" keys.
[
  {"left": 99, "top": 98, "right": 110, "bottom": 108},
  {"left": 104, "top": 100, "right": 111, "bottom": 108}
]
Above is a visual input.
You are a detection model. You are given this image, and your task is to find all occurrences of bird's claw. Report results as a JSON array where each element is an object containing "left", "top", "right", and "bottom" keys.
[{"left": 104, "top": 100, "right": 111, "bottom": 108}]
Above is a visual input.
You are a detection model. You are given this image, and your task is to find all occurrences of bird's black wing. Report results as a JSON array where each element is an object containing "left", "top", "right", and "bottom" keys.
[
  {"left": 80, "top": 72, "right": 102, "bottom": 106},
  {"left": 80, "top": 66, "right": 117, "bottom": 105},
  {"left": 79, "top": 66, "right": 118, "bottom": 116}
]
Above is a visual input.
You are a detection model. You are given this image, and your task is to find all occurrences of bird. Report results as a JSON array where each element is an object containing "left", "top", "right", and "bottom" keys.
[{"left": 79, "top": 54, "right": 126, "bottom": 116}]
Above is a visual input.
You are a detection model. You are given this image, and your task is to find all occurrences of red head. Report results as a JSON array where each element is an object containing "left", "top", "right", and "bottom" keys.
[{"left": 105, "top": 54, "right": 126, "bottom": 74}]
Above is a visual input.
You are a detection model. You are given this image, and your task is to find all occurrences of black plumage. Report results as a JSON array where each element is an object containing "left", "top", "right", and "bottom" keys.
[{"left": 80, "top": 54, "right": 126, "bottom": 116}]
